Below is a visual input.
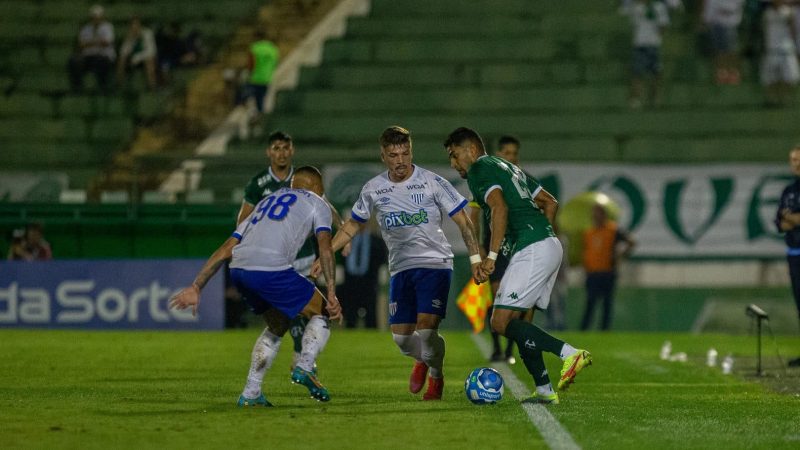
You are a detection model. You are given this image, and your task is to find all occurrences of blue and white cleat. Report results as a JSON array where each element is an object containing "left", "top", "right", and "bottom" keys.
[
  {"left": 291, "top": 367, "right": 330, "bottom": 402},
  {"left": 237, "top": 393, "right": 273, "bottom": 407}
]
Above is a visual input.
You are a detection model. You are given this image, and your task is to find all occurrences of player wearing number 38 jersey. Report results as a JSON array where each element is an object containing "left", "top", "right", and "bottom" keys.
[{"left": 169, "top": 166, "right": 342, "bottom": 406}]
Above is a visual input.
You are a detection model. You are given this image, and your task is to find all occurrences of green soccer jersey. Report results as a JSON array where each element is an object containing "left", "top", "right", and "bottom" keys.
[
  {"left": 242, "top": 166, "right": 316, "bottom": 260},
  {"left": 467, "top": 155, "right": 555, "bottom": 257}
]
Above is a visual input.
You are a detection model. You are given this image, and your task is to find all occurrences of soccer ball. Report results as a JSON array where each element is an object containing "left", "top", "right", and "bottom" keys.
[{"left": 464, "top": 367, "right": 504, "bottom": 405}]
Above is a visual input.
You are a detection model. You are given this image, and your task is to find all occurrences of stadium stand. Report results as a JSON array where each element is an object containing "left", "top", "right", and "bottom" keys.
[
  {"left": 0, "top": 0, "right": 266, "bottom": 200},
  {"left": 210, "top": 0, "right": 798, "bottom": 199}
]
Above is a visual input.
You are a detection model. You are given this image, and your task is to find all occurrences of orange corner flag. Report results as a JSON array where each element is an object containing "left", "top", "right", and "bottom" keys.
[{"left": 456, "top": 278, "right": 493, "bottom": 333}]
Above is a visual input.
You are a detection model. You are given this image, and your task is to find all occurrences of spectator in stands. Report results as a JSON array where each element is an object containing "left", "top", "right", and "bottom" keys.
[
  {"left": 774, "top": 144, "right": 800, "bottom": 367},
  {"left": 117, "top": 17, "right": 157, "bottom": 90},
  {"left": 244, "top": 30, "right": 280, "bottom": 116},
  {"left": 702, "top": 0, "right": 746, "bottom": 84},
  {"left": 155, "top": 22, "right": 201, "bottom": 85},
  {"left": 622, "top": 0, "right": 670, "bottom": 109},
  {"left": 67, "top": 5, "right": 115, "bottom": 92},
  {"left": 760, "top": 0, "right": 799, "bottom": 107},
  {"left": 340, "top": 219, "right": 388, "bottom": 329},
  {"left": 7, "top": 223, "right": 52, "bottom": 261},
  {"left": 580, "top": 204, "right": 636, "bottom": 331},
  {"left": 6, "top": 229, "right": 29, "bottom": 261}
]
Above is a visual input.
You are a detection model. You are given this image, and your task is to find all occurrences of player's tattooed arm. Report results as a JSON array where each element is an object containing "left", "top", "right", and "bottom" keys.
[
  {"left": 533, "top": 188, "right": 559, "bottom": 228},
  {"left": 331, "top": 218, "right": 364, "bottom": 252},
  {"left": 451, "top": 209, "right": 482, "bottom": 259},
  {"left": 316, "top": 230, "right": 342, "bottom": 322},
  {"left": 481, "top": 189, "right": 509, "bottom": 279}
]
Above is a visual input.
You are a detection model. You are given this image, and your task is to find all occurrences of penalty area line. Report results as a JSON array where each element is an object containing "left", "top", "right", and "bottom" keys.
[{"left": 471, "top": 333, "right": 581, "bottom": 450}]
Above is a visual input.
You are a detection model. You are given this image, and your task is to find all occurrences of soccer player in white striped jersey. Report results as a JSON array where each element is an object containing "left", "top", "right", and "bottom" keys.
[
  {"left": 169, "top": 166, "right": 342, "bottom": 406},
  {"left": 314, "top": 126, "right": 482, "bottom": 400}
]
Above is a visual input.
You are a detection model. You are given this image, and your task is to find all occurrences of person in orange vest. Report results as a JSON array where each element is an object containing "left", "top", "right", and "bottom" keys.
[{"left": 580, "top": 204, "right": 636, "bottom": 331}]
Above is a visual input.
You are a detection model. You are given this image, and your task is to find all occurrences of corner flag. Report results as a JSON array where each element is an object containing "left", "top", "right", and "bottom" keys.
[{"left": 456, "top": 278, "right": 493, "bottom": 333}]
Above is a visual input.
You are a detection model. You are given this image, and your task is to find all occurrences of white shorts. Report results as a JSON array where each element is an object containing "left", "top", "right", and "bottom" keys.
[
  {"left": 494, "top": 236, "right": 562, "bottom": 312},
  {"left": 292, "top": 254, "right": 316, "bottom": 277},
  {"left": 760, "top": 52, "right": 800, "bottom": 85}
]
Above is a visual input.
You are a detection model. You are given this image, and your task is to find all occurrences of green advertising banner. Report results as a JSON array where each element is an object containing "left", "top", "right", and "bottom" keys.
[{"left": 324, "top": 163, "right": 790, "bottom": 259}]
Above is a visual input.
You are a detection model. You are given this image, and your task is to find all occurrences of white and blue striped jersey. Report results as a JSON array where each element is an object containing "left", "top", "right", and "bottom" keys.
[
  {"left": 230, "top": 187, "right": 332, "bottom": 272},
  {"left": 351, "top": 165, "right": 467, "bottom": 275}
]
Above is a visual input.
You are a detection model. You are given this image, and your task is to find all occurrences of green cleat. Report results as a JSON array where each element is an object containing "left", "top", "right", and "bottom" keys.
[
  {"left": 291, "top": 367, "right": 330, "bottom": 402},
  {"left": 558, "top": 349, "right": 592, "bottom": 391},
  {"left": 237, "top": 393, "right": 273, "bottom": 407},
  {"left": 521, "top": 392, "right": 560, "bottom": 405}
]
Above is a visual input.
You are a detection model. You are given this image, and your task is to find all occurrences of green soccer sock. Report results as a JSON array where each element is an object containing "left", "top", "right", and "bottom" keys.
[
  {"left": 505, "top": 319, "right": 565, "bottom": 357},
  {"left": 518, "top": 346, "right": 551, "bottom": 387}
]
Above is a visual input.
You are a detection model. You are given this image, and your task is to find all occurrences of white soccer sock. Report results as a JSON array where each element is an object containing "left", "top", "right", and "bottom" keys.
[
  {"left": 291, "top": 352, "right": 301, "bottom": 370},
  {"left": 536, "top": 383, "right": 555, "bottom": 396},
  {"left": 242, "top": 328, "right": 282, "bottom": 398},
  {"left": 417, "top": 329, "right": 445, "bottom": 378},
  {"left": 296, "top": 315, "right": 330, "bottom": 372},
  {"left": 392, "top": 332, "right": 422, "bottom": 361},
  {"left": 560, "top": 343, "right": 577, "bottom": 360}
]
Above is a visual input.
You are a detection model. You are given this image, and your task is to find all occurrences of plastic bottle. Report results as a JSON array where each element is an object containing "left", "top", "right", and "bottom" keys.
[
  {"left": 721, "top": 354, "right": 734, "bottom": 374},
  {"left": 659, "top": 341, "right": 672, "bottom": 360},
  {"left": 706, "top": 348, "right": 718, "bottom": 367}
]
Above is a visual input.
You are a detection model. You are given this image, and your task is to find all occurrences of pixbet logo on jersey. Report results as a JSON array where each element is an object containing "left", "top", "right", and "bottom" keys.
[{"left": 383, "top": 209, "right": 429, "bottom": 229}]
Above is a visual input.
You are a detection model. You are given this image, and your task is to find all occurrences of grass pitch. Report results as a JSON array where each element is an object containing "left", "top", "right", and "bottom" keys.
[{"left": 1, "top": 329, "right": 799, "bottom": 449}]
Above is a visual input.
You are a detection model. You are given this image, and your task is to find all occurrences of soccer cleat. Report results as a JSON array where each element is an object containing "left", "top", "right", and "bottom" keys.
[
  {"left": 521, "top": 392, "right": 559, "bottom": 405},
  {"left": 558, "top": 349, "right": 592, "bottom": 391},
  {"left": 289, "top": 362, "right": 318, "bottom": 377},
  {"left": 422, "top": 376, "right": 444, "bottom": 401},
  {"left": 291, "top": 367, "right": 330, "bottom": 402},
  {"left": 237, "top": 393, "right": 273, "bottom": 407},
  {"left": 409, "top": 361, "right": 429, "bottom": 394}
]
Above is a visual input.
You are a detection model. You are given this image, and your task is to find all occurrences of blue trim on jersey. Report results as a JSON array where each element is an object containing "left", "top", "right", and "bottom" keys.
[
  {"left": 787, "top": 247, "right": 800, "bottom": 256},
  {"left": 232, "top": 232, "right": 243, "bottom": 241},
  {"left": 351, "top": 211, "right": 367, "bottom": 223},
  {"left": 316, "top": 226, "right": 332, "bottom": 234},
  {"left": 448, "top": 199, "right": 468, "bottom": 217}
]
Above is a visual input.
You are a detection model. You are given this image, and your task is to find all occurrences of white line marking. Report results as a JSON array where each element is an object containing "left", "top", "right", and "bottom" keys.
[{"left": 471, "top": 333, "right": 581, "bottom": 450}]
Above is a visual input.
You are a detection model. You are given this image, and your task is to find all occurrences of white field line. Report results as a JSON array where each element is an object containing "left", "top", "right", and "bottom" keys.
[{"left": 471, "top": 333, "right": 581, "bottom": 450}]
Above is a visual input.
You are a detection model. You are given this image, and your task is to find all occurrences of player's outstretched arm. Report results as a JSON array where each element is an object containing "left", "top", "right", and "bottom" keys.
[
  {"left": 169, "top": 237, "right": 238, "bottom": 316},
  {"left": 315, "top": 230, "right": 342, "bottom": 323},
  {"left": 450, "top": 209, "right": 484, "bottom": 283},
  {"left": 310, "top": 218, "right": 364, "bottom": 278}
]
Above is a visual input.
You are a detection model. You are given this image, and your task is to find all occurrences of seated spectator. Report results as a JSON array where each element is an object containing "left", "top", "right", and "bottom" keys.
[
  {"left": 623, "top": 0, "right": 670, "bottom": 109},
  {"left": 761, "top": 0, "right": 799, "bottom": 107},
  {"left": 117, "top": 17, "right": 157, "bottom": 90},
  {"left": 155, "top": 22, "right": 202, "bottom": 84},
  {"left": 67, "top": 5, "right": 115, "bottom": 92},
  {"left": 7, "top": 223, "right": 52, "bottom": 261},
  {"left": 702, "top": 0, "right": 746, "bottom": 84}
]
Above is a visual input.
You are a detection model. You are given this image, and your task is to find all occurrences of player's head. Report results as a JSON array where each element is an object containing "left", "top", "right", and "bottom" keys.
[
  {"left": 267, "top": 131, "right": 294, "bottom": 170},
  {"left": 444, "top": 127, "right": 486, "bottom": 179},
  {"left": 379, "top": 126, "right": 413, "bottom": 182},
  {"left": 291, "top": 165, "right": 324, "bottom": 196},
  {"left": 495, "top": 135, "right": 520, "bottom": 165},
  {"left": 790, "top": 144, "right": 800, "bottom": 177}
]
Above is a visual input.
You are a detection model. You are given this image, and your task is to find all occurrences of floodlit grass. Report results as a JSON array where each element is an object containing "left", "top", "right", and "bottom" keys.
[{"left": 1, "top": 329, "right": 798, "bottom": 449}]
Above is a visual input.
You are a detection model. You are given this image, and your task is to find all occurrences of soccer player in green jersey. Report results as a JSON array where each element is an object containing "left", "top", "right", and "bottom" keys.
[
  {"left": 445, "top": 127, "right": 592, "bottom": 404},
  {"left": 237, "top": 131, "right": 346, "bottom": 375}
]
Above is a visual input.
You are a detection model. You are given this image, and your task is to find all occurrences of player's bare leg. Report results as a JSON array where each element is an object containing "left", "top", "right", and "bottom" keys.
[
  {"left": 291, "top": 289, "right": 332, "bottom": 401},
  {"left": 239, "top": 308, "right": 290, "bottom": 407},
  {"left": 416, "top": 313, "right": 445, "bottom": 400}
]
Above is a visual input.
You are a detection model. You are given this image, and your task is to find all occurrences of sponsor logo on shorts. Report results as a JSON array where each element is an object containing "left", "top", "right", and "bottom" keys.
[
  {"left": 524, "top": 339, "right": 537, "bottom": 349},
  {"left": 383, "top": 209, "right": 429, "bottom": 229},
  {"left": 389, "top": 302, "right": 398, "bottom": 317},
  {"left": 509, "top": 292, "right": 519, "bottom": 300},
  {"left": 431, "top": 299, "right": 443, "bottom": 309}
]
